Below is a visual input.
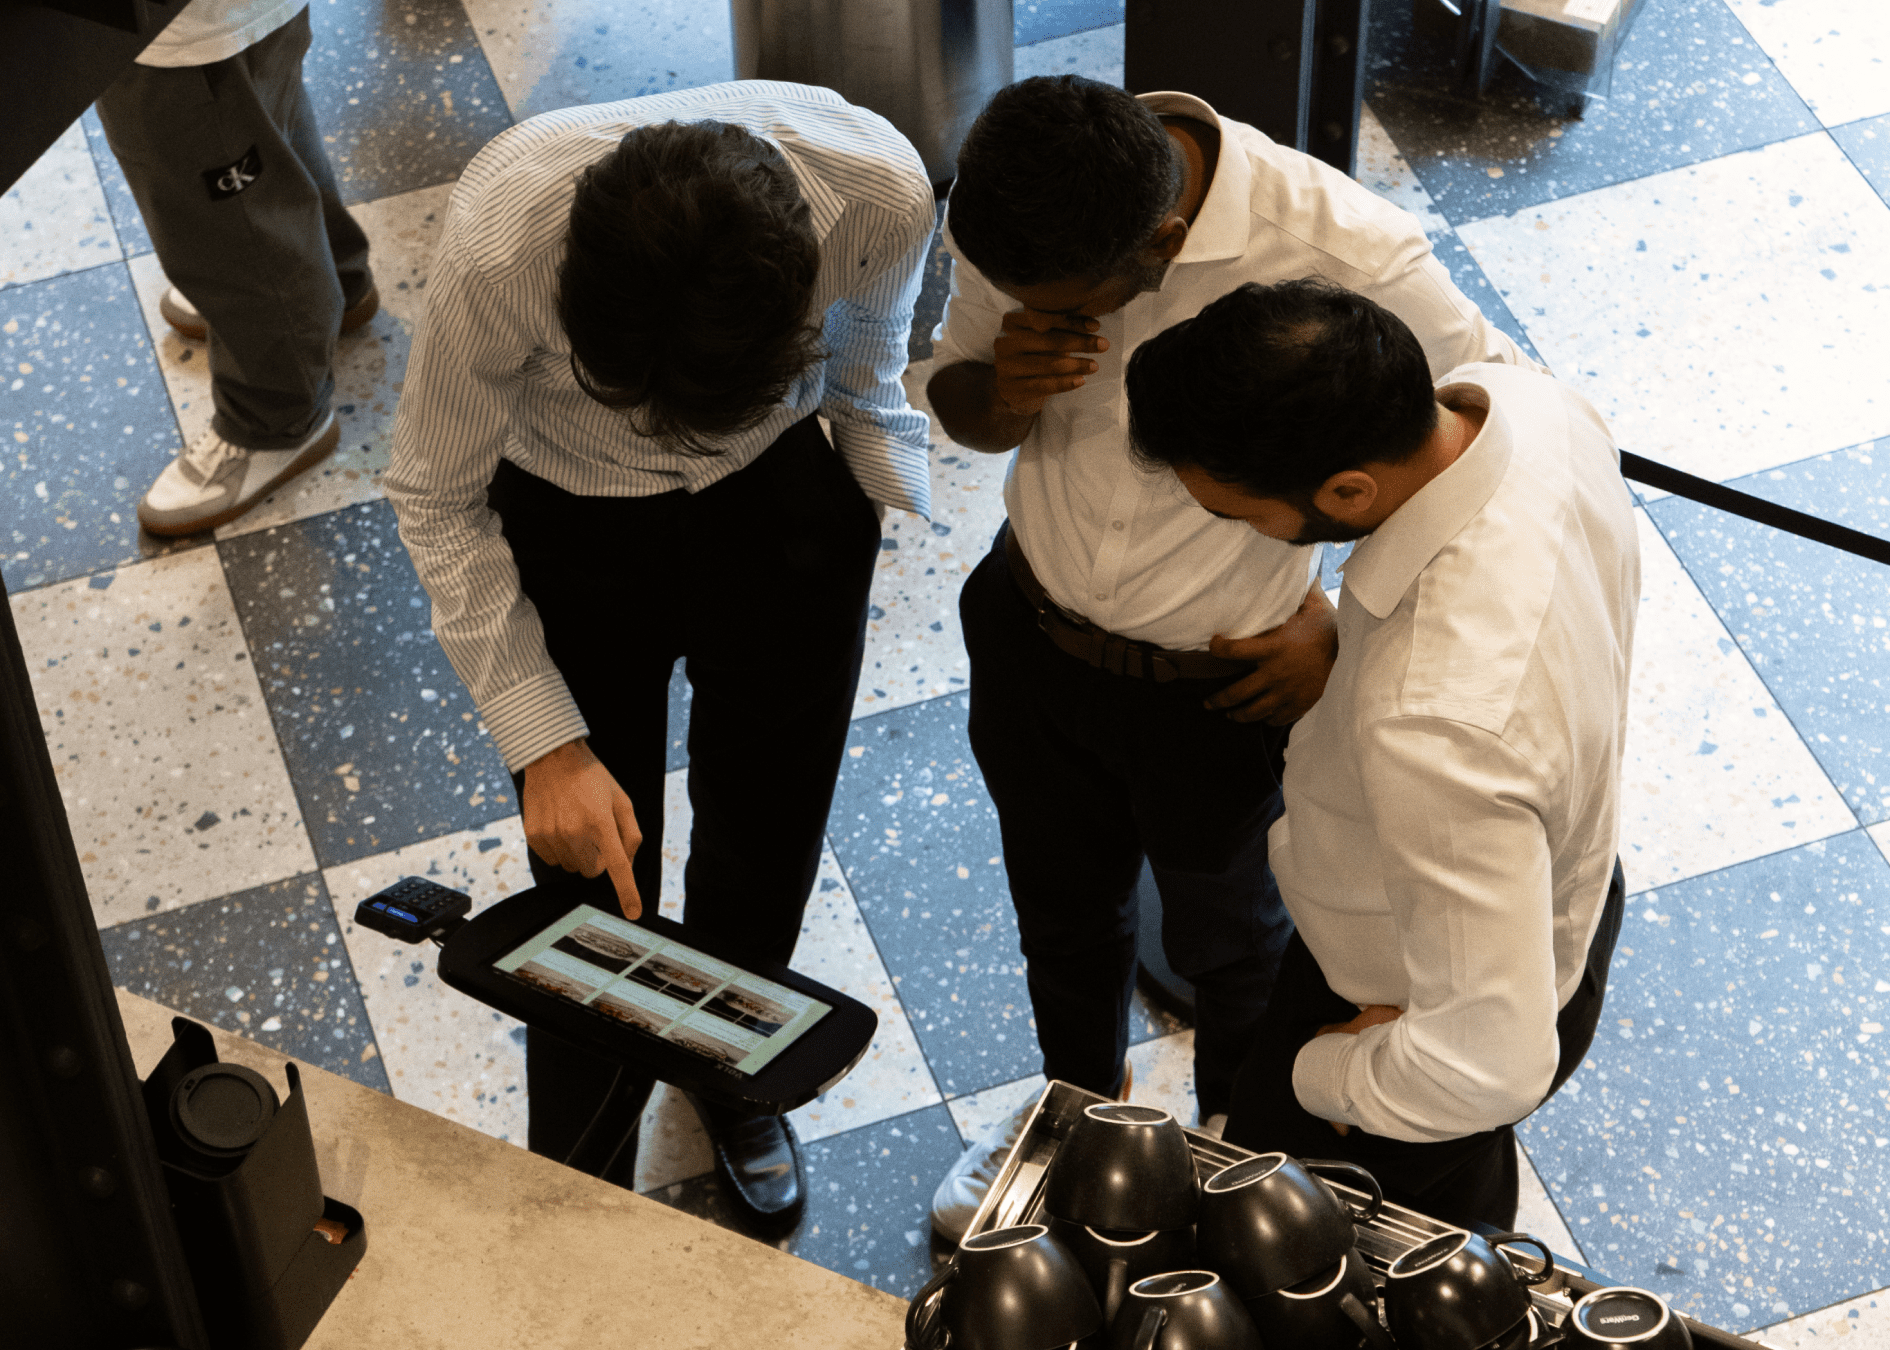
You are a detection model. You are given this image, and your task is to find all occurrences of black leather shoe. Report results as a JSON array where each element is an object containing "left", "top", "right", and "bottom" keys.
[{"left": 688, "top": 1093, "right": 806, "bottom": 1235}]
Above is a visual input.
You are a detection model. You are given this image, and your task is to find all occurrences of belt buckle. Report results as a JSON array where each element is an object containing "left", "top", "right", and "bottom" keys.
[{"left": 1149, "top": 652, "right": 1179, "bottom": 683}]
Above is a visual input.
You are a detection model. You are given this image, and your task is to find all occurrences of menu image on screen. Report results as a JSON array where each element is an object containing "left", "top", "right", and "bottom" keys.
[{"left": 492, "top": 906, "right": 829, "bottom": 1076}]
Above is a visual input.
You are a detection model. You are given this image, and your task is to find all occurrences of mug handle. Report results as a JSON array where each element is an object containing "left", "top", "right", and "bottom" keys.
[
  {"left": 1131, "top": 1305, "right": 1168, "bottom": 1350},
  {"left": 1301, "top": 1159, "right": 1386, "bottom": 1225},
  {"left": 1337, "top": 1290, "right": 1398, "bottom": 1350},
  {"left": 1103, "top": 1256, "right": 1131, "bottom": 1325},
  {"left": 904, "top": 1260, "right": 958, "bottom": 1350},
  {"left": 1486, "top": 1231, "right": 1557, "bottom": 1287}
]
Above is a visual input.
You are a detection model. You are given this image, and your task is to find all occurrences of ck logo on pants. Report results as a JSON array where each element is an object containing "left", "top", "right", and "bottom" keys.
[{"left": 203, "top": 145, "right": 264, "bottom": 201}]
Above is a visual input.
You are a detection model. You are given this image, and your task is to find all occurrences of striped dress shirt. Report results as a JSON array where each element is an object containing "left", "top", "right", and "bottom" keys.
[{"left": 386, "top": 81, "right": 936, "bottom": 773}]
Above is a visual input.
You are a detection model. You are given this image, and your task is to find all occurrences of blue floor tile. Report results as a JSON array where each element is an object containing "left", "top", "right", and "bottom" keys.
[
  {"left": 305, "top": 0, "right": 514, "bottom": 205},
  {"left": 908, "top": 206, "right": 949, "bottom": 365},
  {"left": 217, "top": 498, "right": 514, "bottom": 865},
  {"left": 1832, "top": 113, "right": 1890, "bottom": 210},
  {"left": 1650, "top": 445, "right": 1890, "bottom": 825},
  {"left": 1, "top": 265, "right": 194, "bottom": 594},
  {"left": 1367, "top": 0, "right": 1818, "bottom": 227},
  {"left": 828, "top": 692, "right": 1180, "bottom": 1099},
  {"left": 79, "top": 107, "right": 153, "bottom": 259},
  {"left": 666, "top": 657, "right": 690, "bottom": 771},
  {"left": 1520, "top": 832, "right": 1890, "bottom": 1331},
  {"left": 648, "top": 1102, "right": 963, "bottom": 1298},
  {"left": 1015, "top": 0, "right": 1124, "bottom": 48},
  {"left": 100, "top": 873, "right": 392, "bottom": 1093}
]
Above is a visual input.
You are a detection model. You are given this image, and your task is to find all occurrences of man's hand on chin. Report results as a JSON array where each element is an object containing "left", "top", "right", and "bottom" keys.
[
  {"left": 521, "top": 738, "right": 644, "bottom": 920},
  {"left": 1312, "top": 1004, "right": 1405, "bottom": 1136}
]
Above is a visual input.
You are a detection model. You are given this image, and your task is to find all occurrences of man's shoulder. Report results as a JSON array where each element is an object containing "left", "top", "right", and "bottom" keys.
[{"left": 1221, "top": 116, "right": 1430, "bottom": 281}]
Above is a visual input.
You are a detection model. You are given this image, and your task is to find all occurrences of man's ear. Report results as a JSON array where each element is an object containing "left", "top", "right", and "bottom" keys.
[
  {"left": 1314, "top": 470, "right": 1379, "bottom": 524},
  {"left": 1147, "top": 216, "right": 1190, "bottom": 262}
]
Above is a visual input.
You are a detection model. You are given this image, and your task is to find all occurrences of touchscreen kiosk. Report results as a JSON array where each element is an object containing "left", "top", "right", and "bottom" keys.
[{"left": 428, "top": 884, "right": 876, "bottom": 1116}]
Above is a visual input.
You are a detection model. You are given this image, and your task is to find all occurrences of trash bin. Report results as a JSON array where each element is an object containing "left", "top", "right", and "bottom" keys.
[{"left": 731, "top": 0, "right": 1014, "bottom": 185}]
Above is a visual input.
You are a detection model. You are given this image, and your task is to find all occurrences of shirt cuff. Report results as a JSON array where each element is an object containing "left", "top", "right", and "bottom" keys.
[
  {"left": 1291, "top": 1029, "right": 1359, "bottom": 1127},
  {"left": 481, "top": 669, "right": 591, "bottom": 773}
]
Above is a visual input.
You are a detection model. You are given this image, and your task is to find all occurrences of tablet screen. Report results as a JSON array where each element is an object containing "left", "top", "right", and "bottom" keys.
[{"left": 491, "top": 905, "right": 832, "bottom": 1076}]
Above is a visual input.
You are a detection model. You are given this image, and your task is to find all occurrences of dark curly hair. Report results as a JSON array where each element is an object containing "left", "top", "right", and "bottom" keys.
[
  {"left": 558, "top": 120, "right": 824, "bottom": 455},
  {"left": 1126, "top": 279, "right": 1439, "bottom": 498},
  {"left": 948, "top": 76, "right": 1183, "bottom": 288}
]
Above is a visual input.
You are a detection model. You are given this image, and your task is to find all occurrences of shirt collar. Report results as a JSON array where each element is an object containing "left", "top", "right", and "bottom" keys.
[
  {"left": 1341, "top": 384, "right": 1512, "bottom": 620},
  {"left": 1135, "top": 91, "right": 1253, "bottom": 267},
  {"left": 772, "top": 140, "right": 845, "bottom": 243}
]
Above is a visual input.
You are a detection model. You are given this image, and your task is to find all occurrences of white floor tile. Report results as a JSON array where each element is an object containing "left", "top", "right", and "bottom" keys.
[
  {"left": 122, "top": 183, "right": 454, "bottom": 539},
  {"left": 462, "top": 0, "right": 735, "bottom": 121},
  {"left": 1761, "top": 1288, "right": 1890, "bottom": 1350},
  {"left": 1356, "top": 102, "right": 1451, "bottom": 236},
  {"left": 1, "top": 120, "right": 121, "bottom": 289},
  {"left": 1722, "top": 0, "right": 1890, "bottom": 128},
  {"left": 1516, "top": 1142, "right": 1586, "bottom": 1265},
  {"left": 1458, "top": 133, "right": 1890, "bottom": 490},
  {"left": 1125, "top": 1029, "right": 1198, "bottom": 1126},
  {"left": 854, "top": 358, "right": 1010, "bottom": 719},
  {"left": 325, "top": 817, "right": 536, "bottom": 1141},
  {"left": 11, "top": 550, "right": 318, "bottom": 926},
  {"left": 1014, "top": 22, "right": 1124, "bottom": 86},
  {"left": 945, "top": 1072, "right": 1049, "bottom": 1147},
  {"left": 1620, "top": 512, "right": 1857, "bottom": 889},
  {"left": 1870, "top": 822, "right": 1890, "bottom": 869}
]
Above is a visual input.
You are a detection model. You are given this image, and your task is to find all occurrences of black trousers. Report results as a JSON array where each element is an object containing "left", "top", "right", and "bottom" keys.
[
  {"left": 94, "top": 8, "right": 372, "bottom": 449},
  {"left": 958, "top": 534, "right": 1296, "bottom": 1119},
  {"left": 490, "top": 417, "right": 882, "bottom": 1161},
  {"left": 1224, "top": 861, "right": 1627, "bottom": 1231}
]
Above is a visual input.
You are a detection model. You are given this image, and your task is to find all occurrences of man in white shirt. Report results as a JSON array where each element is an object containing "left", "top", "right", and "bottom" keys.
[
  {"left": 925, "top": 75, "right": 1538, "bottom": 1237},
  {"left": 1125, "top": 278, "right": 1636, "bottom": 1229},
  {"left": 94, "top": 0, "right": 380, "bottom": 536},
  {"left": 385, "top": 83, "right": 935, "bottom": 1232}
]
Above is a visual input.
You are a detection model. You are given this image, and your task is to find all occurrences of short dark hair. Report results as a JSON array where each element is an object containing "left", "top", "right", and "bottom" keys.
[
  {"left": 558, "top": 120, "right": 823, "bottom": 455},
  {"left": 1126, "top": 279, "right": 1439, "bottom": 498},
  {"left": 948, "top": 76, "right": 1183, "bottom": 288}
]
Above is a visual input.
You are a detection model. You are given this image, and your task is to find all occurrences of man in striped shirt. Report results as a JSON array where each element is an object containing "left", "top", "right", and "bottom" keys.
[{"left": 385, "top": 81, "right": 935, "bottom": 1233}]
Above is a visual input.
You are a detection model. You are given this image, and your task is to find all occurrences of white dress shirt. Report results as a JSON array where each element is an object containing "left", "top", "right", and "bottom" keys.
[
  {"left": 1274, "top": 363, "right": 1639, "bottom": 1143},
  {"left": 933, "top": 91, "right": 1542, "bottom": 650},
  {"left": 385, "top": 82, "right": 935, "bottom": 773}
]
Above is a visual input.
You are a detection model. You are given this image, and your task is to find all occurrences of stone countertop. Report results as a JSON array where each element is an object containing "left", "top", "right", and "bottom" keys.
[{"left": 117, "top": 990, "right": 907, "bottom": 1350}]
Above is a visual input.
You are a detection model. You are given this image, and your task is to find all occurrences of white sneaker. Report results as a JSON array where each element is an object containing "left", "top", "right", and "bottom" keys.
[
  {"left": 138, "top": 412, "right": 339, "bottom": 536},
  {"left": 1200, "top": 1113, "right": 1228, "bottom": 1140},
  {"left": 931, "top": 1099, "right": 1035, "bottom": 1245}
]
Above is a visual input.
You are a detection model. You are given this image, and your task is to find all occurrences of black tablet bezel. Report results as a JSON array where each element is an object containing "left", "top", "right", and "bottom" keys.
[{"left": 437, "top": 887, "right": 878, "bottom": 1116}]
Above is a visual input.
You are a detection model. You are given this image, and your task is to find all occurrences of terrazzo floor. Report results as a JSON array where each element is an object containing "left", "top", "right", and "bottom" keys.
[{"left": 5, "top": 0, "right": 1888, "bottom": 1337}]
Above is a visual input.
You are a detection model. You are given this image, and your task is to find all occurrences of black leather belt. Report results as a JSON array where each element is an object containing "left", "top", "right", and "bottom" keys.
[{"left": 1000, "top": 523, "right": 1253, "bottom": 683}]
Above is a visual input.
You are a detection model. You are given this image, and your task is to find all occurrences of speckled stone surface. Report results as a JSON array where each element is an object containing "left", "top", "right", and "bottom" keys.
[
  {"left": 303, "top": 0, "right": 514, "bottom": 205},
  {"left": 1457, "top": 132, "right": 1890, "bottom": 487},
  {"left": 649, "top": 1102, "right": 966, "bottom": 1298},
  {"left": 326, "top": 818, "right": 534, "bottom": 1136},
  {"left": 1721, "top": 0, "right": 1890, "bottom": 129},
  {"left": 0, "top": 119, "right": 122, "bottom": 289},
  {"left": 1013, "top": 20, "right": 1123, "bottom": 84},
  {"left": 854, "top": 361, "right": 1010, "bottom": 720},
  {"left": 11, "top": 549, "right": 318, "bottom": 925},
  {"left": 1621, "top": 512, "right": 1856, "bottom": 888},
  {"left": 1367, "top": 0, "right": 1817, "bottom": 227},
  {"left": 123, "top": 182, "right": 454, "bottom": 540},
  {"left": 1015, "top": 0, "right": 1122, "bottom": 46},
  {"left": 1, "top": 264, "right": 191, "bottom": 593},
  {"left": 78, "top": 107, "right": 152, "bottom": 259},
  {"left": 218, "top": 498, "right": 513, "bottom": 865},
  {"left": 829, "top": 692, "right": 1180, "bottom": 1098},
  {"left": 1763, "top": 1288, "right": 1890, "bottom": 1350},
  {"left": 1521, "top": 831, "right": 1890, "bottom": 1331},
  {"left": 1834, "top": 114, "right": 1890, "bottom": 210},
  {"left": 1649, "top": 445, "right": 1890, "bottom": 826},
  {"left": 100, "top": 873, "right": 390, "bottom": 1090},
  {"left": 461, "top": 0, "right": 735, "bottom": 120}
]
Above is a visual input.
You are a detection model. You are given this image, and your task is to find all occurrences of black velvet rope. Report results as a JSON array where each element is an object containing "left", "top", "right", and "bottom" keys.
[{"left": 1620, "top": 451, "right": 1890, "bottom": 568}]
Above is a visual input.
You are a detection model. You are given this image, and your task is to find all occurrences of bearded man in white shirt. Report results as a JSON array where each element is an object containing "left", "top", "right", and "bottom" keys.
[
  {"left": 925, "top": 74, "right": 1541, "bottom": 1238},
  {"left": 1126, "top": 278, "right": 1636, "bottom": 1229}
]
